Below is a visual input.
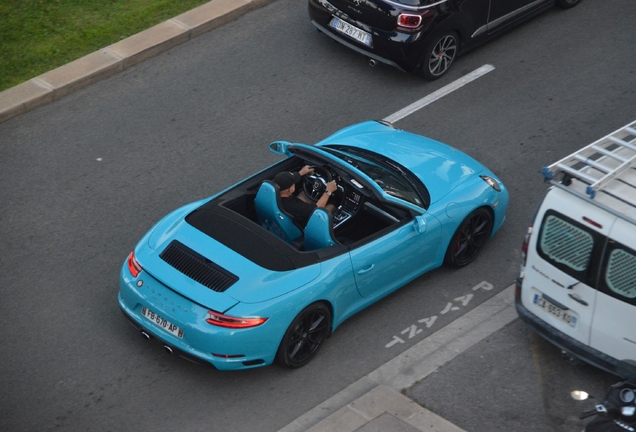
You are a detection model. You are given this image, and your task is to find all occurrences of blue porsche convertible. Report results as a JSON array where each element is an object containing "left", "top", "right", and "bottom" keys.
[{"left": 119, "top": 121, "right": 508, "bottom": 370}]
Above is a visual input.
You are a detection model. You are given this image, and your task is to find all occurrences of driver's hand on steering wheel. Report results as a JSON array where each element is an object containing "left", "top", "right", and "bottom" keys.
[
  {"left": 326, "top": 180, "right": 337, "bottom": 194},
  {"left": 299, "top": 165, "right": 314, "bottom": 176}
]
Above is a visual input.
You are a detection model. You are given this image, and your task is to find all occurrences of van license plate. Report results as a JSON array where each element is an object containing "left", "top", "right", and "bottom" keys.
[
  {"left": 141, "top": 307, "right": 184, "bottom": 338},
  {"left": 534, "top": 294, "right": 577, "bottom": 328}
]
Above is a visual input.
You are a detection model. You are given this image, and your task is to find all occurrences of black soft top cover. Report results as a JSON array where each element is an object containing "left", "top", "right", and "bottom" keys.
[{"left": 185, "top": 199, "right": 345, "bottom": 271}]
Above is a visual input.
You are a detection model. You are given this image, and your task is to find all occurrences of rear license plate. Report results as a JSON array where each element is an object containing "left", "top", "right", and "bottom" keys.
[
  {"left": 533, "top": 294, "right": 577, "bottom": 328},
  {"left": 330, "top": 18, "right": 372, "bottom": 47},
  {"left": 141, "top": 306, "right": 184, "bottom": 338}
]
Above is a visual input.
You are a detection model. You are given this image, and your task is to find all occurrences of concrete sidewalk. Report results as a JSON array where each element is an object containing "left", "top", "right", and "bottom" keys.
[
  {"left": 0, "top": 0, "right": 275, "bottom": 124},
  {"left": 279, "top": 285, "right": 518, "bottom": 432}
]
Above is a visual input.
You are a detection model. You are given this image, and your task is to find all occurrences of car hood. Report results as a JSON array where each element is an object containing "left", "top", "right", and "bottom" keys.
[
  {"left": 317, "top": 121, "right": 487, "bottom": 204},
  {"left": 137, "top": 204, "right": 321, "bottom": 309}
]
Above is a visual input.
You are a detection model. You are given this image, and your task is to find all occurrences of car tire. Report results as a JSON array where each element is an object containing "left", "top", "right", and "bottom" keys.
[
  {"left": 555, "top": 0, "right": 581, "bottom": 8},
  {"left": 418, "top": 31, "right": 458, "bottom": 80},
  {"left": 444, "top": 207, "right": 493, "bottom": 268},
  {"left": 275, "top": 302, "right": 331, "bottom": 368}
]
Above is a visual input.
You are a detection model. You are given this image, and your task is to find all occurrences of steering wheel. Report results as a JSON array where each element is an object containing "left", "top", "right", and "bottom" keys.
[{"left": 303, "top": 166, "right": 333, "bottom": 202}]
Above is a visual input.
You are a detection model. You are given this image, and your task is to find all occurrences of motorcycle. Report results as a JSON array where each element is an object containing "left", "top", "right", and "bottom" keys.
[{"left": 572, "top": 361, "right": 636, "bottom": 431}]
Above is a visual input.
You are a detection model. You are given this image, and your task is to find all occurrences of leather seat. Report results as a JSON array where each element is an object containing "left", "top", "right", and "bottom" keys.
[
  {"left": 254, "top": 180, "right": 302, "bottom": 242},
  {"left": 304, "top": 208, "right": 338, "bottom": 251}
]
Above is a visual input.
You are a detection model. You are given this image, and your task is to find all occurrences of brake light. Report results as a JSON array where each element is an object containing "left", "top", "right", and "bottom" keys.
[
  {"left": 206, "top": 310, "right": 268, "bottom": 328},
  {"left": 583, "top": 216, "right": 602, "bottom": 229},
  {"left": 397, "top": 10, "right": 432, "bottom": 30},
  {"left": 398, "top": 13, "right": 421, "bottom": 29},
  {"left": 127, "top": 251, "right": 142, "bottom": 277},
  {"left": 520, "top": 224, "right": 533, "bottom": 268}
]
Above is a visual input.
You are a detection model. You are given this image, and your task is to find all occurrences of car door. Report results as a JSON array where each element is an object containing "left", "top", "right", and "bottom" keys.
[
  {"left": 349, "top": 213, "right": 441, "bottom": 299},
  {"left": 521, "top": 189, "right": 616, "bottom": 347},
  {"left": 487, "top": 0, "right": 547, "bottom": 32},
  {"left": 590, "top": 218, "right": 636, "bottom": 361}
]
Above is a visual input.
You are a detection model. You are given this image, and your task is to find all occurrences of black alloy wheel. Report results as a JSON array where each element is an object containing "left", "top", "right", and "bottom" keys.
[
  {"left": 275, "top": 303, "right": 331, "bottom": 368},
  {"left": 555, "top": 0, "right": 581, "bottom": 8},
  {"left": 419, "top": 31, "right": 458, "bottom": 80},
  {"left": 445, "top": 208, "right": 493, "bottom": 267}
]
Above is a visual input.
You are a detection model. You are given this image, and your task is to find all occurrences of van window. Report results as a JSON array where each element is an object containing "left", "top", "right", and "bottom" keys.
[
  {"left": 536, "top": 210, "right": 604, "bottom": 285},
  {"left": 600, "top": 240, "right": 636, "bottom": 305}
]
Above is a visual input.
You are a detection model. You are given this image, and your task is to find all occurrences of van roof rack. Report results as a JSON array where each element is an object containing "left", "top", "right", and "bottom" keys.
[{"left": 542, "top": 120, "right": 636, "bottom": 216}]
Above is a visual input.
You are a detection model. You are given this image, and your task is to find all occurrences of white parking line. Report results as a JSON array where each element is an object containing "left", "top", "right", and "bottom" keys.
[{"left": 383, "top": 64, "right": 495, "bottom": 124}]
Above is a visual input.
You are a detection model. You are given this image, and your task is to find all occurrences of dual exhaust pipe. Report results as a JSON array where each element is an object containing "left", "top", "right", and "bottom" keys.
[{"left": 140, "top": 330, "right": 173, "bottom": 355}]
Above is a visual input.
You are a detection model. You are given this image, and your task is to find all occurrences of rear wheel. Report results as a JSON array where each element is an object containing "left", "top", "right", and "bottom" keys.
[
  {"left": 445, "top": 208, "right": 493, "bottom": 267},
  {"left": 418, "top": 31, "right": 458, "bottom": 80},
  {"left": 275, "top": 303, "right": 331, "bottom": 368},
  {"left": 555, "top": 0, "right": 581, "bottom": 8}
]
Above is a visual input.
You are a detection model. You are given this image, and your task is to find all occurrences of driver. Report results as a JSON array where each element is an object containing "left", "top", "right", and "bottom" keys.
[{"left": 273, "top": 165, "right": 337, "bottom": 228}]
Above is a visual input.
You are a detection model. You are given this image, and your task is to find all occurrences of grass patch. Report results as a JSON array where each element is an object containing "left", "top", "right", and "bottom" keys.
[{"left": 0, "top": 0, "right": 211, "bottom": 92}]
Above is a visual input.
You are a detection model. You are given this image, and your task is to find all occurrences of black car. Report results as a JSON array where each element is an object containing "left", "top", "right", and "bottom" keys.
[{"left": 308, "top": 0, "right": 581, "bottom": 80}]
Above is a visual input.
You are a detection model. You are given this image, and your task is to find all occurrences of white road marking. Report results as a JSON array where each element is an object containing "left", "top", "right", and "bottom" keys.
[
  {"left": 384, "top": 280, "right": 494, "bottom": 349},
  {"left": 383, "top": 64, "right": 495, "bottom": 124}
]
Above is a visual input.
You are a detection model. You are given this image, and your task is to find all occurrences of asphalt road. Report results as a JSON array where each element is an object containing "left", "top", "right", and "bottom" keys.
[{"left": 1, "top": 0, "right": 634, "bottom": 431}]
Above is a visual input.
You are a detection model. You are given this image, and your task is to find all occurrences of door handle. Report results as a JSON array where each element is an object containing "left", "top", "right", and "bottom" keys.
[
  {"left": 357, "top": 264, "right": 375, "bottom": 275},
  {"left": 568, "top": 293, "right": 589, "bottom": 306}
]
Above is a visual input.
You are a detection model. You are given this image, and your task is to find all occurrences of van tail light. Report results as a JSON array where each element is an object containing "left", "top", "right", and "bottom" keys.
[
  {"left": 206, "top": 310, "right": 268, "bottom": 328},
  {"left": 127, "top": 251, "right": 143, "bottom": 277},
  {"left": 397, "top": 10, "right": 433, "bottom": 31},
  {"left": 520, "top": 223, "right": 533, "bottom": 268},
  {"left": 518, "top": 223, "right": 534, "bottom": 298}
]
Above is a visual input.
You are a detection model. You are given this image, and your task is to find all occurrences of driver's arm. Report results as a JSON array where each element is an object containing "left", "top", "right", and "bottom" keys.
[
  {"left": 299, "top": 165, "right": 314, "bottom": 176},
  {"left": 316, "top": 180, "right": 337, "bottom": 210}
]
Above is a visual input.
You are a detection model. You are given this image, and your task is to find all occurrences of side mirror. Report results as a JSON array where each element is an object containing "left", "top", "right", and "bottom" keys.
[
  {"left": 414, "top": 216, "right": 427, "bottom": 234},
  {"left": 269, "top": 141, "right": 292, "bottom": 155}
]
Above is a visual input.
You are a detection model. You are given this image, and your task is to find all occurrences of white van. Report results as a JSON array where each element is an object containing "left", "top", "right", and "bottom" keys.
[{"left": 516, "top": 120, "right": 636, "bottom": 376}]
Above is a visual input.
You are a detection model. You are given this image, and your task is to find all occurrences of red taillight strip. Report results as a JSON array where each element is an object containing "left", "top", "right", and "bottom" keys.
[
  {"left": 127, "top": 251, "right": 142, "bottom": 278},
  {"left": 583, "top": 216, "right": 602, "bottom": 229},
  {"left": 520, "top": 224, "right": 533, "bottom": 267},
  {"left": 206, "top": 310, "right": 268, "bottom": 329}
]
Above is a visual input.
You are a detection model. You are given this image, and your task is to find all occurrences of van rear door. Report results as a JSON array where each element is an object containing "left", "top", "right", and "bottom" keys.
[
  {"left": 521, "top": 188, "right": 615, "bottom": 346},
  {"left": 590, "top": 217, "right": 636, "bottom": 361}
]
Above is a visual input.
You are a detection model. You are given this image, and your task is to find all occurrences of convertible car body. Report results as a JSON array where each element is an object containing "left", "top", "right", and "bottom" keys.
[{"left": 119, "top": 121, "right": 509, "bottom": 370}]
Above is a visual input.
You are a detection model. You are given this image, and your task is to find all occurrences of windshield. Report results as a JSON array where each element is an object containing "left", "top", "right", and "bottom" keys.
[{"left": 323, "top": 145, "right": 429, "bottom": 208}]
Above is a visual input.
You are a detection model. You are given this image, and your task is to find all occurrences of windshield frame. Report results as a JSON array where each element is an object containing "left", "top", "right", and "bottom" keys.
[{"left": 322, "top": 145, "right": 430, "bottom": 209}]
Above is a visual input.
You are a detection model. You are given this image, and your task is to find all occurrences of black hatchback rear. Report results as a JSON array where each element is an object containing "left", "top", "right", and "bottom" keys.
[{"left": 308, "top": 0, "right": 581, "bottom": 79}]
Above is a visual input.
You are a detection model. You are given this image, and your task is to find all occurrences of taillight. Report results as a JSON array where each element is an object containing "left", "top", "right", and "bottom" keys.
[
  {"left": 397, "top": 13, "right": 421, "bottom": 29},
  {"left": 397, "top": 10, "right": 432, "bottom": 31},
  {"left": 127, "top": 251, "right": 142, "bottom": 277},
  {"left": 206, "top": 310, "right": 268, "bottom": 329},
  {"left": 520, "top": 223, "right": 533, "bottom": 268}
]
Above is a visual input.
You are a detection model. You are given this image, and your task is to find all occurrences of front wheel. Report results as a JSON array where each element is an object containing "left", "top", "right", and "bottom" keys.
[
  {"left": 555, "top": 0, "right": 581, "bottom": 9},
  {"left": 275, "top": 303, "right": 331, "bottom": 368},
  {"left": 418, "top": 31, "right": 458, "bottom": 80},
  {"left": 444, "top": 208, "right": 493, "bottom": 268}
]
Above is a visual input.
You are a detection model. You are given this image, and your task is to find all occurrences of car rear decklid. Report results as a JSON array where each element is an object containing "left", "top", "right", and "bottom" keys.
[
  {"left": 136, "top": 208, "right": 322, "bottom": 309},
  {"left": 325, "top": 0, "right": 397, "bottom": 31}
]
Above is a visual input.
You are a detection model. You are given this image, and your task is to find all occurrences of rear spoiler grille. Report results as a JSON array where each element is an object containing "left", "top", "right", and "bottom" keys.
[{"left": 159, "top": 240, "right": 238, "bottom": 292}]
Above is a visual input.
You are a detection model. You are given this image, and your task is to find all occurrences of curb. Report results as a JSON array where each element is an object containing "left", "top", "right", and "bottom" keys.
[
  {"left": 0, "top": 0, "right": 275, "bottom": 124},
  {"left": 278, "top": 284, "right": 518, "bottom": 432}
]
